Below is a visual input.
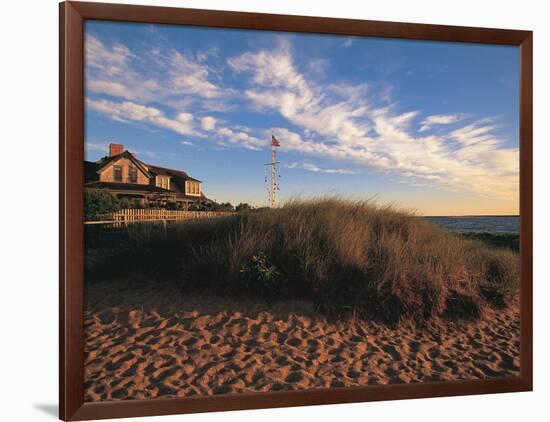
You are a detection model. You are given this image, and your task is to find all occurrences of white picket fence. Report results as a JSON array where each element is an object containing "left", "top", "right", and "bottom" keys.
[{"left": 85, "top": 209, "right": 234, "bottom": 225}]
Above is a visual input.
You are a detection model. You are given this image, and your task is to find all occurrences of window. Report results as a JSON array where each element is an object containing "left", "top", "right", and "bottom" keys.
[
  {"left": 187, "top": 181, "right": 200, "bottom": 195},
  {"left": 113, "top": 165, "right": 122, "bottom": 182},
  {"left": 156, "top": 176, "right": 170, "bottom": 190},
  {"left": 129, "top": 166, "right": 137, "bottom": 183}
]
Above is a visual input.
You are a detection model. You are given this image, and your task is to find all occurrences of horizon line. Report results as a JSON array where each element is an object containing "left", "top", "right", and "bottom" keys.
[{"left": 420, "top": 214, "right": 519, "bottom": 218}]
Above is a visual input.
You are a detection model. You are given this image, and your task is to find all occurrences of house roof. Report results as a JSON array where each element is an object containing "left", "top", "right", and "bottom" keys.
[
  {"left": 145, "top": 163, "right": 202, "bottom": 182},
  {"left": 85, "top": 161, "right": 100, "bottom": 182},
  {"left": 84, "top": 181, "right": 212, "bottom": 201},
  {"left": 96, "top": 151, "right": 151, "bottom": 178},
  {"left": 84, "top": 150, "right": 207, "bottom": 200},
  {"left": 84, "top": 181, "right": 171, "bottom": 194},
  {"left": 89, "top": 150, "right": 201, "bottom": 182}
]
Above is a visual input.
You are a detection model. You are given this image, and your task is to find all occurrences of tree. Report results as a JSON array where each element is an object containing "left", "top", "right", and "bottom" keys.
[
  {"left": 215, "top": 202, "right": 234, "bottom": 212},
  {"left": 235, "top": 203, "right": 252, "bottom": 212},
  {"left": 84, "top": 189, "right": 128, "bottom": 220}
]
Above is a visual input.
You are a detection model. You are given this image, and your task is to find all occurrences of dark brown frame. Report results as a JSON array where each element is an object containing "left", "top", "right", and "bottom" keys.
[{"left": 60, "top": 1, "right": 533, "bottom": 420}]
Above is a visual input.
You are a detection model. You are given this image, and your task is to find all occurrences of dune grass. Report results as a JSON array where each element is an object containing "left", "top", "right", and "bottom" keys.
[
  {"left": 457, "top": 232, "right": 519, "bottom": 252},
  {"left": 86, "top": 198, "right": 519, "bottom": 323}
]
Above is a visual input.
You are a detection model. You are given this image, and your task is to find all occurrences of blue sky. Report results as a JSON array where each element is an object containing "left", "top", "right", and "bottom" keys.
[{"left": 84, "top": 20, "right": 520, "bottom": 215}]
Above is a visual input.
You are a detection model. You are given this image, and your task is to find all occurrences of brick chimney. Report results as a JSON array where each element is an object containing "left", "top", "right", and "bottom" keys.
[{"left": 109, "top": 143, "right": 124, "bottom": 157}]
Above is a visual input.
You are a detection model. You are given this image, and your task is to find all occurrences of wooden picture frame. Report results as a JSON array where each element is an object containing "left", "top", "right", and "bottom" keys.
[{"left": 60, "top": 1, "right": 533, "bottom": 420}]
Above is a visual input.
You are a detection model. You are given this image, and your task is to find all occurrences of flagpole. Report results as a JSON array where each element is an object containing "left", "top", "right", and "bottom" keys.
[
  {"left": 271, "top": 135, "right": 276, "bottom": 208},
  {"left": 266, "top": 133, "right": 280, "bottom": 208}
]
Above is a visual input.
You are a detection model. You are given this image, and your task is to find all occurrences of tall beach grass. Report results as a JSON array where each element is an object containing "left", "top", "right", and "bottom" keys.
[{"left": 86, "top": 198, "right": 519, "bottom": 323}]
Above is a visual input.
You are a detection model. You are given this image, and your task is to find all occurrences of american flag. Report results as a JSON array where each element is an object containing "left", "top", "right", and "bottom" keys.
[{"left": 271, "top": 135, "right": 281, "bottom": 147}]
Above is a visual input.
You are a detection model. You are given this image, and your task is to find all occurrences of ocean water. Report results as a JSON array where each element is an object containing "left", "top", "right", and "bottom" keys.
[{"left": 422, "top": 216, "right": 519, "bottom": 234}]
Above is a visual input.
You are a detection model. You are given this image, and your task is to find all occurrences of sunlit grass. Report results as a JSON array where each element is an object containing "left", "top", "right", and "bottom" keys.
[{"left": 86, "top": 198, "right": 519, "bottom": 323}]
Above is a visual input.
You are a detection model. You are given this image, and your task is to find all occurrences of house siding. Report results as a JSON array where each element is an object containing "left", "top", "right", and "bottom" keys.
[
  {"left": 84, "top": 148, "right": 210, "bottom": 207},
  {"left": 99, "top": 157, "right": 149, "bottom": 185}
]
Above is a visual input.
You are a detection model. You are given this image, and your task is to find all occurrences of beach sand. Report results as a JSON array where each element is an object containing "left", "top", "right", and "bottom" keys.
[{"left": 84, "top": 279, "right": 520, "bottom": 402}]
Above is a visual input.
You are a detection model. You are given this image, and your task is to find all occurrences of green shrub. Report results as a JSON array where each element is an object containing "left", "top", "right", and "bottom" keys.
[
  {"left": 239, "top": 252, "right": 286, "bottom": 300},
  {"left": 458, "top": 232, "right": 519, "bottom": 252},
  {"left": 236, "top": 203, "right": 253, "bottom": 212},
  {"left": 215, "top": 202, "right": 235, "bottom": 212},
  {"left": 165, "top": 201, "right": 179, "bottom": 210},
  {"left": 84, "top": 189, "right": 128, "bottom": 220}
]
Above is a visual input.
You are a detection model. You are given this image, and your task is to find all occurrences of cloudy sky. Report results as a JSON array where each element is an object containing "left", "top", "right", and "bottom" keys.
[{"left": 85, "top": 20, "right": 520, "bottom": 215}]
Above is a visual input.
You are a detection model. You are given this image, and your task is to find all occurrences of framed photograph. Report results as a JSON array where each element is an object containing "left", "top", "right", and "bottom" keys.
[{"left": 60, "top": 1, "right": 532, "bottom": 420}]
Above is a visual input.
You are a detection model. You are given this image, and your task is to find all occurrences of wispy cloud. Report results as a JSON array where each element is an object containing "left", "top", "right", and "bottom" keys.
[
  {"left": 285, "top": 162, "right": 359, "bottom": 175},
  {"left": 228, "top": 42, "right": 370, "bottom": 146},
  {"left": 227, "top": 44, "right": 517, "bottom": 201},
  {"left": 450, "top": 120, "right": 497, "bottom": 146},
  {"left": 213, "top": 126, "right": 264, "bottom": 150},
  {"left": 85, "top": 34, "right": 230, "bottom": 107},
  {"left": 86, "top": 35, "right": 133, "bottom": 76},
  {"left": 307, "top": 58, "right": 330, "bottom": 78},
  {"left": 86, "top": 99, "right": 197, "bottom": 136},
  {"left": 85, "top": 33, "right": 518, "bottom": 203},
  {"left": 343, "top": 38, "right": 354, "bottom": 48},
  {"left": 86, "top": 35, "right": 160, "bottom": 102},
  {"left": 419, "top": 114, "right": 462, "bottom": 132},
  {"left": 165, "top": 50, "right": 223, "bottom": 99},
  {"left": 87, "top": 98, "right": 264, "bottom": 151},
  {"left": 200, "top": 116, "right": 217, "bottom": 131},
  {"left": 86, "top": 34, "right": 265, "bottom": 152}
]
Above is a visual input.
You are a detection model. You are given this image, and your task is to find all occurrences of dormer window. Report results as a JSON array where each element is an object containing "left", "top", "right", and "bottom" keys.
[
  {"left": 186, "top": 181, "right": 200, "bottom": 196},
  {"left": 156, "top": 175, "right": 170, "bottom": 190}
]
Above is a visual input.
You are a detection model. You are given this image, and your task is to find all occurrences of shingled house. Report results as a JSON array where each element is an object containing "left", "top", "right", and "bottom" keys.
[{"left": 85, "top": 143, "right": 210, "bottom": 209}]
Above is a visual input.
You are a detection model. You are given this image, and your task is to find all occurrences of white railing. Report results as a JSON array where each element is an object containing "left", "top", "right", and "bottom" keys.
[{"left": 85, "top": 209, "right": 234, "bottom": 225}]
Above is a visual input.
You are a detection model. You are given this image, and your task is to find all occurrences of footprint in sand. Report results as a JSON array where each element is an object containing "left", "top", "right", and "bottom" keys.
[
  {"left": 285, "top": 371, "right": 305, "bottom": 383},
  {"left": 84, "top": 288, "right": 520, "bottom": 402},
  {"left": 285, "top": 337, "right": 303, "bottom": 348},
  {"left": 382, "top": 344, "right": 403, "bottom": 360}
]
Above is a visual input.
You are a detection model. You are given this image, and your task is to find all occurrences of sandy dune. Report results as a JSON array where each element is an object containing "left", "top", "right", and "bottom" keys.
[{"left": 84, "top": 279, "right": 520, "bottom": 402}]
